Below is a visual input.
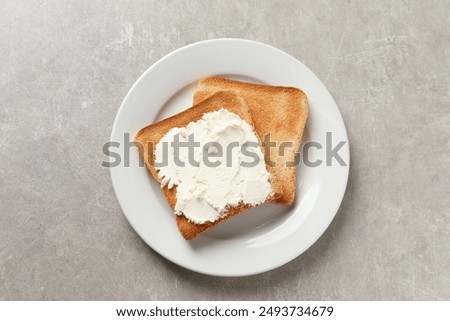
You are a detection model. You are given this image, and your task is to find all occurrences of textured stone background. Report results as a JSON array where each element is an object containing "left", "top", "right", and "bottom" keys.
[{"left": 1, "top": 0, "right": 449, "bottom": 300}]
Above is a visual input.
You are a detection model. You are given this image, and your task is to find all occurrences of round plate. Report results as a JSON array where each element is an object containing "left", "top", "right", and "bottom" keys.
[{"left": 110, "top": 39, "right": 349, "bottom": 277}]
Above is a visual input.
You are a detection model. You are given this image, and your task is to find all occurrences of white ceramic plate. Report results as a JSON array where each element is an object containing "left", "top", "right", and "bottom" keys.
[{"left": 110, "top": 39, "right": 349, "bottom": 277}]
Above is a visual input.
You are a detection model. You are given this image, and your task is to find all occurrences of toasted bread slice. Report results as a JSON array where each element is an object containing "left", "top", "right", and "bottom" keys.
[
  {"left": 135, "top": 91, "right": 277, "bottom": 240},
  {"left": 194, "top": 77, "right": 308, "bottom": 205}
]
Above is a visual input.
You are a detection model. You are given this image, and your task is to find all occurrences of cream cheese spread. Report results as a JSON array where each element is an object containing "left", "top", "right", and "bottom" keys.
[{"left": 154, "top": 108, "right": 272, "bottom": 223}]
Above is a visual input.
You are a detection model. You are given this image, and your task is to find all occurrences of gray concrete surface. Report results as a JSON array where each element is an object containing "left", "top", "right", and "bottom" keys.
[{"left": 1, "top": 0, "right": 449, "bottom": 300}]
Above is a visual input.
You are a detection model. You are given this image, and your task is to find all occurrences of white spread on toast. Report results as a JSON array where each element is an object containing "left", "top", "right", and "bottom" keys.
[{"left": 154, "top": 108, "right": 272, "bottom": 224}]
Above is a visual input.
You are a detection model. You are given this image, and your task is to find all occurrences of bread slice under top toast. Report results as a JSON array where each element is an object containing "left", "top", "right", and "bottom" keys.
[
  {"left": 194, "top": 76, "right": 309, "bottom": 205},
  {"left": 134, "top": 91, "right": 277, "bottom": 240}
]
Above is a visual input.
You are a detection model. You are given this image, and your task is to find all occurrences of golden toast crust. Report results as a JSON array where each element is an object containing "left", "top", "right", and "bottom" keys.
[{"left": 194, "top": 76, "right": 309, "bottom": 205}]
